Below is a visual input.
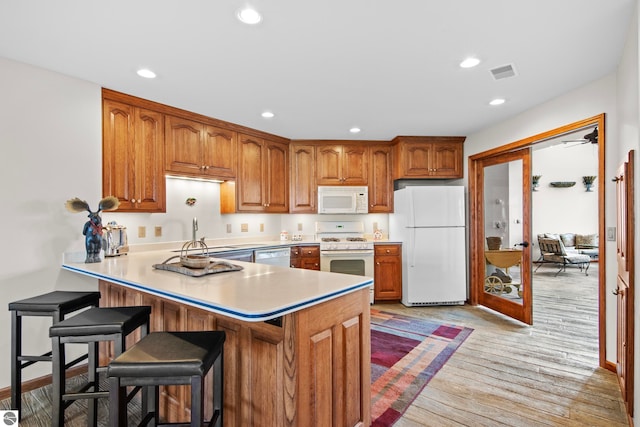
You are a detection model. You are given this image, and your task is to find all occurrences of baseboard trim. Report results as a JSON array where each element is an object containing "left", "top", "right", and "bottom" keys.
[{"left": 0, "top": 364, "right": 88, "bottom": 401}]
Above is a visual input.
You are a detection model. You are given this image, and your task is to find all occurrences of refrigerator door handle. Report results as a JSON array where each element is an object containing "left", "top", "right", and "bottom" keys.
[{"left": 408, "top": 227, "right": 416, "bottom": 267}]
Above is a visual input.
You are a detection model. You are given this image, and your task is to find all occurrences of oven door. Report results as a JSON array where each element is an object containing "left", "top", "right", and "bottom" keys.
[{"left": 320, "top": 250, "right": 374, "bottom": 277}]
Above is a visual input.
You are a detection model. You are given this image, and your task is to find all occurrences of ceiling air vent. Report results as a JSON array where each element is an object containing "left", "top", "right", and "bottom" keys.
[{"left": 490, "top": 64, "right": 517, "bottom": 80}]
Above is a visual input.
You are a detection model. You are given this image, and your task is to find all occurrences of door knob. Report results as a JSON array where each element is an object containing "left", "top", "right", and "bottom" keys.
[
  {"left": 515, "top": 242, "right": 529, "bottom": 248},
  {"left": 612, "top": 288, "right": 620, "bottom": 295}
]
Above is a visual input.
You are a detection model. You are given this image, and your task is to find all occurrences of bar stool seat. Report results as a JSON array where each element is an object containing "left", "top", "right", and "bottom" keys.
[
  {"left": 108, "top": 331, "right": 225, "bottom": 427},
  {"left": 50, "top": 305, "right": 151, "bottom": 427},
  {"left": 8, "top": 291, "right": 101, "bottom": 420}
]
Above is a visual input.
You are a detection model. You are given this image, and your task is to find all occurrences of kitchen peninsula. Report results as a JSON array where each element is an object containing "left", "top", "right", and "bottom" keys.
[{"left": 62, "top": 250, "right": 372, "bottom": 426}]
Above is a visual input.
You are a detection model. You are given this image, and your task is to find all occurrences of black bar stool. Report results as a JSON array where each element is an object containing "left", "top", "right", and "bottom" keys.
[
  {"left": 8, "top": 291, "right": 101, "bottom": 420},
  {"left": 49, "top": 305, "right": 151, "bottom": 427},
  {"left": 108, "top": 331, "right": 225, "bottom": 427}
]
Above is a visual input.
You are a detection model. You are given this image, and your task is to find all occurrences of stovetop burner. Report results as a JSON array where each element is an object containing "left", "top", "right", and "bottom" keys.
[
  {"left": 321, "top": 237, "right": 341, "bottom": 242},
  {"left": 346, "top": 237, "right": 367, "bottom": 242}
]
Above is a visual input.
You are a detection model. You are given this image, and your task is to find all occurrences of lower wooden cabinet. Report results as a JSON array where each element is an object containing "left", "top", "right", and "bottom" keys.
[
  {"left": 98, "top": 280, "right": 371, "bottom": 426},
  {"left": 374, "top": 244, "right": 402, "bottom": 301},
  {"left": 290, "top": 245, "right": 320, "bottom": 270}
]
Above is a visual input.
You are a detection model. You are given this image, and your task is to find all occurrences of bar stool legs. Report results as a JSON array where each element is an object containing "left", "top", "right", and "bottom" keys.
[
  {"left": 50, "top": 305, "right": 151, "bottom": 427},
  {"left": 8, "top": 291, "right": 101, "bottom": 420}
]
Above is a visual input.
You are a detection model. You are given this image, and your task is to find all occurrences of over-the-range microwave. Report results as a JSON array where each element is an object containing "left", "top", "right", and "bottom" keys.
[{"left": 317, "top": 186, "right": 368, "bottom": 214}]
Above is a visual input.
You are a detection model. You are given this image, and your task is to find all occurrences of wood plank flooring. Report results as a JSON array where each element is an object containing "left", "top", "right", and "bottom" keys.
[
  {"left": 389, "top": 263, "right": 628, "bottom": 426},
  {"left": 1, "top": 263, "right": 626, "bottom": 426}
]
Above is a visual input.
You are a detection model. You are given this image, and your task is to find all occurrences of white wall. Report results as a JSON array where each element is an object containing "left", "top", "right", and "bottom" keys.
[
  {"left": 531, "top": 143, "right": 599, "bottom": 258},
  {"left": 0, "top": 58, "right": 103, "bottom": 388}
]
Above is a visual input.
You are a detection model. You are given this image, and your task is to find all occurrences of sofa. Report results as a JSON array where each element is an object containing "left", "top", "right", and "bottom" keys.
[{"left": 535, "top": 233, "right": 598, "bottom": 276}]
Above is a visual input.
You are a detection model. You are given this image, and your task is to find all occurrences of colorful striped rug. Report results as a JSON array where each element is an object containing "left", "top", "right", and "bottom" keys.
[{"left": 370, "top": 309, "right": 473, "bottom": 426}]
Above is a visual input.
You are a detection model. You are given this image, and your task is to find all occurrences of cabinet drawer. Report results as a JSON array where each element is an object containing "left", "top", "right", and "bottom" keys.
[
  {"left": 375, "top": 245, "right": 400, "bottom": 256},
  {"left": 300, "top": 246, "right": 320, "bottom": 257}
]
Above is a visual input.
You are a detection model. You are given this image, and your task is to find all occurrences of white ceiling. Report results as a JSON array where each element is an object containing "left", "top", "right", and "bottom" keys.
[{"left": 0, "top": 0, "right": 634, "bottom": 141}]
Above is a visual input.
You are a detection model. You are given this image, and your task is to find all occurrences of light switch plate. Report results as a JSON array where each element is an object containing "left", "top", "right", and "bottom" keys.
[
  {"left": 241, "top": 223, "right": 248, "bottom": 232},
  {"left": 607, "top": 227, "right": 616, "bottom": 241},
  {"left": 226, "top": 224, "right": 232, "bottom": 233},
  {"left": 298, "top": 223, "right": 303, "bottom": 231},
  {"left": 138, "top": 226, "right": 146, "bottom": 238},
  {"left": 260, "top": 223, "right": 264, "bottom": 232},
  {"left": 154, "top": 226, "right": 162, "bottom": 237}
]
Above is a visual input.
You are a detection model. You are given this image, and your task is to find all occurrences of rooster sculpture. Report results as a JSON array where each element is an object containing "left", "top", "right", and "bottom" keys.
[{"left": 65, "top": 196, "right": 120, "bottom": 263}]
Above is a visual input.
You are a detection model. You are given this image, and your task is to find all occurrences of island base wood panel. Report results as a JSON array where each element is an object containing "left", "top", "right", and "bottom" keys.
[{"left": 98, "top": 280, "right": 370, "bottom": 427}]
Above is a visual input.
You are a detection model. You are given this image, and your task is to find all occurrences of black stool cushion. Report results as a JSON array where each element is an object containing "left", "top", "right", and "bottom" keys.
[
  {"left": 9, "top": 291, "right": 100, "bottom": 312},
  {"left": 108, "top": 331, "right": 225, "bottom": 378},
  {"left": 49, "top": 306, "right": 151, "bottom": 337}
]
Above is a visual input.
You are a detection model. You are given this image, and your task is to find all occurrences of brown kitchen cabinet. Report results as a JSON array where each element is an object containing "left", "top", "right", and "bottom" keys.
[
  {"left": 316, "top": 143, "right": 369, "bottom": 185},
  {"left": 165, "top": 115, "right": 237, "bottom": 180},
  {"left": 290, "top": 143, "right": 317, "bottom": 213},
  {"left": 102, "top": 98, "right": 166, "bottom": 212},
  {"left": 374, "top": 244, "right": 402, "bottom": 301},
  {"left": 368, "top": 144, "right": 394, "bottom": 213},
  {"left": 221, "top": 133, "right": 289, "bottom": 213},
  {"left": 393, "top": 136, "right": 465, "bottom": 179},
  {"left": 291, "top": 245, "right": 320, "bottom": 270}
]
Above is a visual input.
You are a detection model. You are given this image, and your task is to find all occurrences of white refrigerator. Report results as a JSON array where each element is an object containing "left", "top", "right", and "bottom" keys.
[{"left": 389, "top": 186, "right": 467, "bottom": 306}]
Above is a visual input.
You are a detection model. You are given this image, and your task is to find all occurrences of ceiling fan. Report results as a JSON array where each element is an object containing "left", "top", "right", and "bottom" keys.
[{"left": 562, "top": 127, "right": 598, "bottom": 147}]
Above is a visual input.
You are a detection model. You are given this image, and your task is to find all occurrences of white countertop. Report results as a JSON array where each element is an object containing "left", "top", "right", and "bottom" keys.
[{"left": 62, "top": 250, "right": 373, "bottom": 322}]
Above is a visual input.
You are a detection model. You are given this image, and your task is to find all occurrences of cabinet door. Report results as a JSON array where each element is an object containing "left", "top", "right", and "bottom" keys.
[
  {"left": 165, "top": 116, "right": 204, "bottom": 176},
  {"left": 374, "top": 245, "right": 402, "bottom": 301},
  {"left": 103, "top": 99, "right": 136, "bottom": 210},
  {"left": 134, "top": 108, "right": 166, "bottom": 211},
  {"left": 368, "top": 145, "right": 393, "bottom": 213},
  {"left": 290, "top": 144, "right": 317, "bottom": 213},
  {"left": 342, "top": 144, "right": 368, "bottom": 185},
  {"left": 316, "top": 145, "right": 343, "bottom": 185},
  {"left": 432, "top": 142, "right": 462, "bottom": 177},
  {"left": 399, "top": 141, "right": 433, "bottom": 177},
  {"left": 102, "top": 100, "right": 165, "bottom": 212},
  {"left": 264, "top": 140, "right": 289, "bottom": 212},
  {"left": 203, "top": 125, "right": 237, "bottom": 179},
  {"left": 237, "top": 134, "right": 266, "bottom": 211}
]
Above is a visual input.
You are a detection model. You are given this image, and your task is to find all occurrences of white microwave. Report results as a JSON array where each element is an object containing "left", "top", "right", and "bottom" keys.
[{"left": 317, "top": 186, "right": 369, "bottom": 214}]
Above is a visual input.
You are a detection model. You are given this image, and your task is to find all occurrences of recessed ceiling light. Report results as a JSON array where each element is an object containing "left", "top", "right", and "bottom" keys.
[
  {"left": 349, "top": 127, "right": 361, "bottom": 134},
  {"left": 136, "top": 68, "right": 156, "bottom": 79},
  {"left": 237, "top": 7, "right": 262, "bottom": 24},
  {"left": 489, "top": 98, "right": 506, "bottom": 106},
  {"left": 460, "top": 57, "right": 480, "bottom": 68},
  {"left": 261, "top": 111, "right": 275, "bottom": 118}
]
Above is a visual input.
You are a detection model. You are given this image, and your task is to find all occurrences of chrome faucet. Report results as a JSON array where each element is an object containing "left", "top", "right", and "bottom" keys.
[{"left": 192, "top": 217, "right": 198, "bottom": 242}]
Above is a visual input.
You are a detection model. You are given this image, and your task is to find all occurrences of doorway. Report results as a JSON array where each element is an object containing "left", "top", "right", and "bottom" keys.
[{"left": 468, "top": 113, "right": 607, "bottom": 368}]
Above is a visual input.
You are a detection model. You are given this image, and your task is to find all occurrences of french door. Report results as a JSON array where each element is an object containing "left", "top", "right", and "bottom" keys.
[{"left": 470, "top": 148, "right": 533, "bottom": 324}]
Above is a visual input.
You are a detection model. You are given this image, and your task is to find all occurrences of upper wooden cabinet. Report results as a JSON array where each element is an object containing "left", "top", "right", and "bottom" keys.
[
  {"left": 393, "top": 136, "right": 465, "bottom": 179},
  {"left": 290, "top": 143, "right": 317, "bottom": 213},
  {"left": 316, "top": 143, "right": 369, "bottom": 185},
  {"left": 222, "top": 134, "right": 289, "bottom": 213},
  {"left": 368, "top": 144, "right": 394, "bottom": 213},
  {"left": 102, "top": 98, "right": 166, "bottom": 212},
  {"left": 165, "top": 115, "right": 237, "bottom": 180}
]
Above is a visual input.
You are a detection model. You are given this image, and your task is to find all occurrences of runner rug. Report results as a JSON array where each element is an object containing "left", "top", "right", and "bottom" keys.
[{"left": 370, "top": 309, "right": 473, "bottom": 426}]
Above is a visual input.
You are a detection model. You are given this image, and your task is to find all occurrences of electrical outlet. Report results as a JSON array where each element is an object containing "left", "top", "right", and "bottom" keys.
[
  {"left": 373, "top": 222, "right": 378, "bottom": 231},
  {"left": 138, "top": 226, "right": 146, "bottom": 238},
  {"left": 260, "top": 223, "right": 264, "bottom": 232},
  {"left": 298, "top": 223, "right": 303, "bottom": 231},
  {"left": 241, "top": 223, "right": 248, "bottom": 232},
  {"left": 226, "top": 224, "right": 232, "bottom": 233},
  {"left": 154, "top": 226, "right": 162, "bottom": 237}
]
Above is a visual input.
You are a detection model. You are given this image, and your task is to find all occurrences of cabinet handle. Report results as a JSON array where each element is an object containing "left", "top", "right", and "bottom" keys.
[
  {"left": 376, "top": 262, "right": 380, "bottom": 265},
  {"left": 386, "top": 249, "right": 390, "bottom": 253}
]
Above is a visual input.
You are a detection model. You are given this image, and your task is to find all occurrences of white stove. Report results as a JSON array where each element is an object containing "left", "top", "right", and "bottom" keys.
[{"left": 315, "top": 221, "right": 374, "bottom": 304}]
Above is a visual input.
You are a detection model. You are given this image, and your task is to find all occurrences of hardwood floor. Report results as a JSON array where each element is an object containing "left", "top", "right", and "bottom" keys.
[
  {"left": 2, "top": 263, "right": 626, "bottom": 426},
  {"left": 387, "top": 262, "right": 628, "bottom": 426}
]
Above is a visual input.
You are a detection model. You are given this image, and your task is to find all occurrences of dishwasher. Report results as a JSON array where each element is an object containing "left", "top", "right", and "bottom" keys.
[{"left": 254, "top": 247, "right": 291, "bottom": 267}]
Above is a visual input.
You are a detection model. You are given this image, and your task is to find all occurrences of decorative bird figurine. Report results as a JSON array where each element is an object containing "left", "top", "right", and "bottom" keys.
[{"left": 65, "top": 196, "right": 120, "bottom": 263}]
